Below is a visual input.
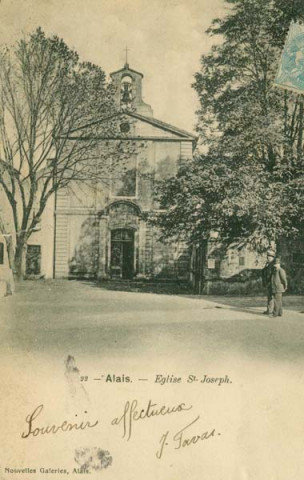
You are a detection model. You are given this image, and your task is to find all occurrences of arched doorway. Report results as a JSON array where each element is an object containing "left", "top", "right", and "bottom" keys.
[{"left": 110, "top": 229, "right": 135, "bottom": 279}]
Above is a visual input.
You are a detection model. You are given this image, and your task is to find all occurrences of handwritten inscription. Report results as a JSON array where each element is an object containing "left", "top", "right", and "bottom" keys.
[
  {"left": 20, "top": 399, "right": 223, "bottom": 463},
  {"left": 111, "top": 399, "right": 193, "bottom": 440},
  {"left": 156, "top": 416, "right": 219, "bottom": 459},
  {"left": 21, "top": 405, "right": 99, "bottom": 439}
]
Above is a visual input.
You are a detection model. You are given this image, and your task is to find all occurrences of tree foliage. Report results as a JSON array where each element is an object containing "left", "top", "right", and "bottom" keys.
[
  {"left": 154, "top": 0, "right": 304, "bottom": 250},
  {"left": 155, "top": 156, "right": 302, "bottom": 250}
]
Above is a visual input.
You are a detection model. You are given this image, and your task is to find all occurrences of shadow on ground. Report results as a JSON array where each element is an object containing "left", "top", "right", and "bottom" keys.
[
  {"left": 82, "top": 278, "right": 193, "bottom": 295},
  {"left": 81, "top": 279, "right": 304, "bottom": 314}
]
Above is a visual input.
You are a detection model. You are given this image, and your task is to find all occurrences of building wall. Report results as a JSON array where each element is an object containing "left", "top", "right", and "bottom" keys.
[
  {"left": 27, "top": 195, "right": 55, "bottom": 278},
  {"left": 218, "top": 245, "right": 265, "bottom": 278},
  {"left": 191, "top": 239, "right": 267, "bottom": 295},
  {"left": 278, "top": 237, "right": 304, "bottom": 293}
]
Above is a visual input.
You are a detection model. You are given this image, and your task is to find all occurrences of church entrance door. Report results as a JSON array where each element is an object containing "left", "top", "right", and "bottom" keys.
[{"left": 110, "top": 229, "right": 134, "bottom": 279}]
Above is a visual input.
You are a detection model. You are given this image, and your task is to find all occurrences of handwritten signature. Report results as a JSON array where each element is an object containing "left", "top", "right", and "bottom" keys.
[
  {"left": 111, "top": 399, "right": 193, "bottom": 441},
  {"left": 156, "top": 415, "right": 220, "bottom": 459}
]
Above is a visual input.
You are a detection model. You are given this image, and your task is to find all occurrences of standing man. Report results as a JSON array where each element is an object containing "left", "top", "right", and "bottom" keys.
[
  {"left": 269, "top": 256, "right": 288, "bottom": 318},
  {"left": 262, "top": 250, "right": 276, "bottom": 315}
]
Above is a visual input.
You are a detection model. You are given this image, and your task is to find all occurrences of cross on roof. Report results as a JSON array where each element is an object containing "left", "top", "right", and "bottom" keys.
[{"left": 124, "top": 46, "right": 129, "bottom": 66}]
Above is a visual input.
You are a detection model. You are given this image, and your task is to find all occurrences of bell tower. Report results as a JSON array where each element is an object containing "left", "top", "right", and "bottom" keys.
[{"left": 110, "top": 61, "right": 153, "bottom": 117}]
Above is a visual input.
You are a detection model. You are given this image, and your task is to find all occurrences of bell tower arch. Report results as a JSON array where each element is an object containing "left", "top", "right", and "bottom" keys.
[{"left": 110, "top": 62, "right": 153, "bottom": 116}]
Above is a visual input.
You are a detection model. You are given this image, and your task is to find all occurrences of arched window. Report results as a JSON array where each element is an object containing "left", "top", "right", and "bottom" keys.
[{"left": 121, "top": 75, "right": 133, "bottom": 106}]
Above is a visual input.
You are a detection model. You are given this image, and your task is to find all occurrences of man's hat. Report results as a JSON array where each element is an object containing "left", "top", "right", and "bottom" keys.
[{"left": 274, "top": 256, "right": 281, "bottom": 264}]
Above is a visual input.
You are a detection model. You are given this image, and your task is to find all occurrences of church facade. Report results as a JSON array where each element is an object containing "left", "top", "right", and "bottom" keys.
[
  {"left": 9, "top": 62, "right": 303, "bottom": 293},
  {"left": 26, "top": 63, "right": 196, "bottom": 280}
]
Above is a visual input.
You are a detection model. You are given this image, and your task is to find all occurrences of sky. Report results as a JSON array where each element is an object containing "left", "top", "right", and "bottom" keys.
[{"left": 0, "top": 0, "right": 228, "bottom": 133}]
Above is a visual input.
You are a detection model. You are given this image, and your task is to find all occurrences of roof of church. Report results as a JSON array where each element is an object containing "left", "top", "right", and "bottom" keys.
[
  {"left": 67, "top": 111, "right": 197, "bottom": 141},
  {"left": 110, "top": 63, "right": 144, "bottom": 78},
  {"left": 129, "top": 111, "right": 196, "bottom": 139}
]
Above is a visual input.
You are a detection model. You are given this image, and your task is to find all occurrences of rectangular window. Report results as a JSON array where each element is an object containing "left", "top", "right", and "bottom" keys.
[
  {"left": 239, "top": 256, "right": 245, "bottom": 266},
  {"left": 215, "top": 259, "right": 221, "bottom": 270},
  {"left": 0, "top": 242, "right": 4, "bottom": 265},
  {"left": 26, "top": 245, "right": 41, "bottom": 275},
  {"left": 111, "top": 156, "right": 137, "bottom": 198}
]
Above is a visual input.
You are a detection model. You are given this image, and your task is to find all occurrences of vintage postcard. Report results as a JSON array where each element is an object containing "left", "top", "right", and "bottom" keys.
[{"left": 0, "top": 1, "right": 304, "bottom": 480}]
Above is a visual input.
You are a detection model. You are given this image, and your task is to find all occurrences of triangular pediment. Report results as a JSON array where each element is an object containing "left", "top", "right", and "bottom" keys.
[{"left": 65, "top": 111, "right": 196, "bottom": 142}]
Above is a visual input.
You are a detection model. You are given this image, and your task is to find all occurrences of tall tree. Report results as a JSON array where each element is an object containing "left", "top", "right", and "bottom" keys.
[
  {"left": 0, "top": 28, "right": 116, "bottom": 279},
  {"left": 153, "top": 0, "right": 304, "bottom": 250}
]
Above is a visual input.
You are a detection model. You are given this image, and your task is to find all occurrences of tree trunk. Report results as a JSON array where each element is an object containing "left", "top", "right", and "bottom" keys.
[
  {"left": 5, "top": 235, "right": 15, "bottom": 270},
  {"left": 4, "top": 235, "right": 15, "bottom": 294},
  {"left": 14, "top": 236, "right": 28, "bottom": 281}
]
